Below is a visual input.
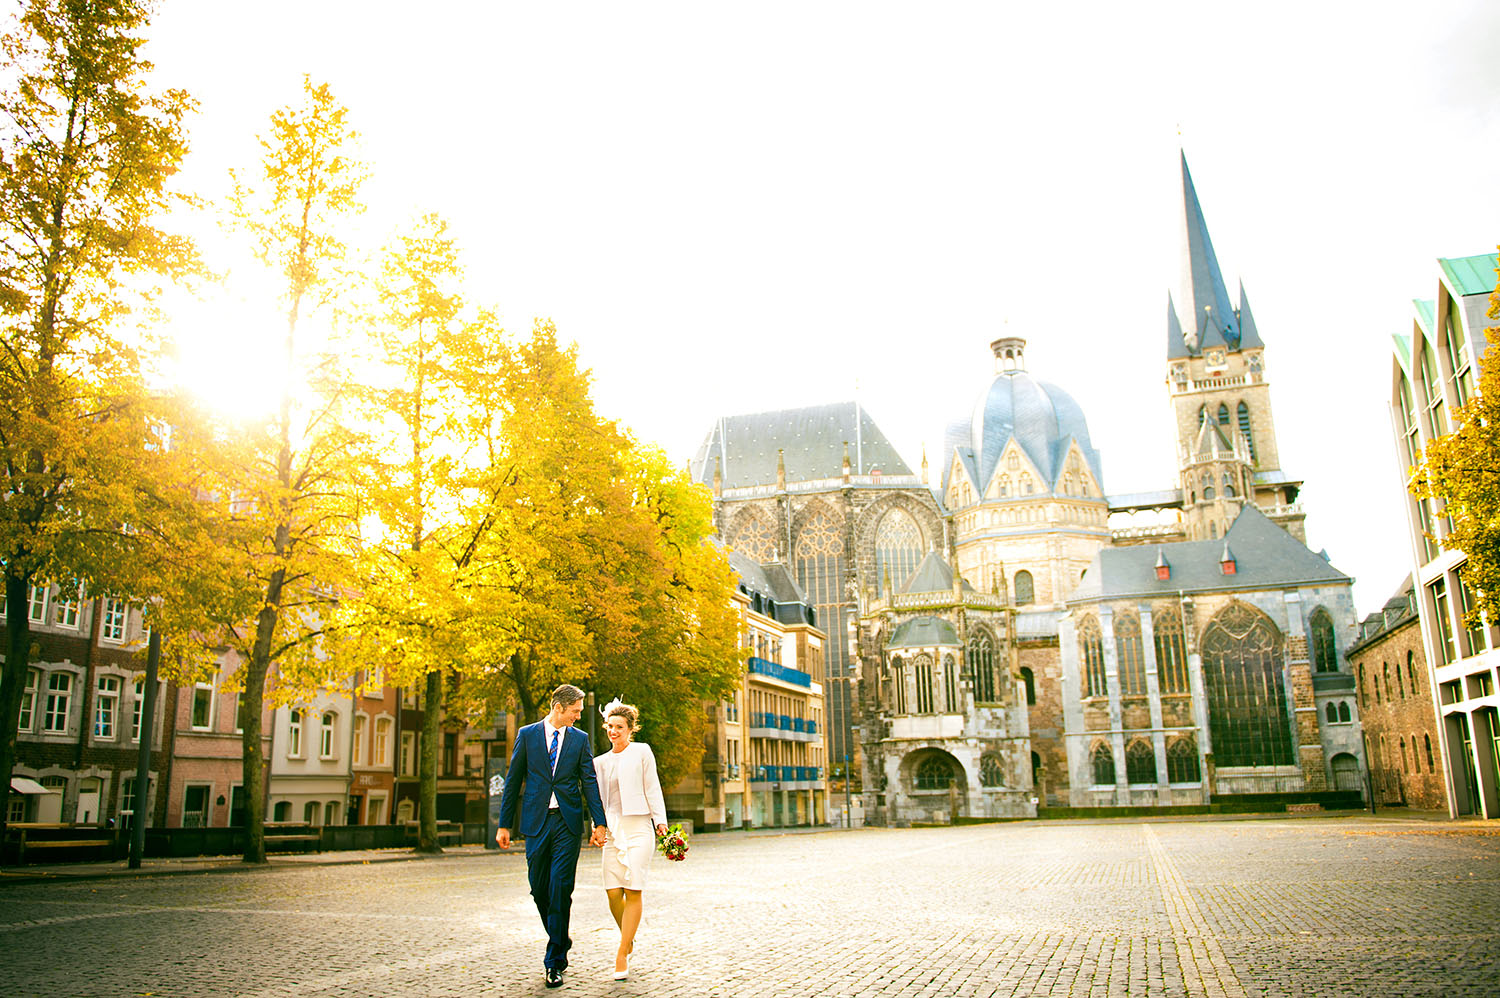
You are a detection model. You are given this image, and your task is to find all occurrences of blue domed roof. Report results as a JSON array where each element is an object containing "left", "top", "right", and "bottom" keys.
[{"left": 942, "top": 342, "right": 1104, "bottom": 496}]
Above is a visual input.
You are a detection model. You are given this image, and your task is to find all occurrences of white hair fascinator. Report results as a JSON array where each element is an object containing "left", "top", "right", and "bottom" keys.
[{"left": 599, "top": 696, "right": 625, "bottom": 721}]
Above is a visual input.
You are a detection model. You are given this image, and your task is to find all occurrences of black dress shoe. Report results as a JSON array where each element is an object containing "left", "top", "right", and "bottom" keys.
[{"left": 545, "top": 967, "right": 564, "bottom": 988}]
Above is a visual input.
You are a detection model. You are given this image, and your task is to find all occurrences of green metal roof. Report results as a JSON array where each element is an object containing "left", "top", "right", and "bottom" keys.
[
  {"left": 1391, "top": 330, "right": 1412, "bottom": 379},
  {"left": 1438, "top": 252, "right": 1499, "bottom": 298},
  {"left": 1412, "top": 298, "right": 1436, "bottom": 337}
]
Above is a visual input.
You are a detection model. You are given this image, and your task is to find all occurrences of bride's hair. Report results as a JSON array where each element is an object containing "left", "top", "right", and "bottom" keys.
[{"left": 604, "top": 700, "right": 640, "bottom": 731}]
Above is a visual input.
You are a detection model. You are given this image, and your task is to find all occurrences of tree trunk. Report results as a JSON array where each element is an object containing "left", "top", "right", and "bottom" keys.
[
  {"left": 0, "top": 571, "right": 33, "bottom": 852},
  {"left": 416, "top": 668, "right": 442, "bottom": 853},
  {"left": 510, "top": 650, "right": 536, "bottom": 721},
  {"left": 241, "top": 569, "right": 284, "bottom": 865}
]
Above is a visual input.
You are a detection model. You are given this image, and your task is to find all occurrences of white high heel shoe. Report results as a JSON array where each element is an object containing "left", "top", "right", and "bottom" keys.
[{"left": 612, "top": 954, "right": 629, "bottom": 981}]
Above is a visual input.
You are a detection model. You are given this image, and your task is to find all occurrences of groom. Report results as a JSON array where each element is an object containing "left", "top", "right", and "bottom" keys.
[{"left": 497, "top": 684, "right": 608, "bottom": 988}]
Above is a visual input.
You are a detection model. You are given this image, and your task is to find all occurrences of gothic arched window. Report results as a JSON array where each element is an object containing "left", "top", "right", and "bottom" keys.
[
  {"left": 1126, "top": 739, "right": 1156, "bottom": 784},
  {"left": 943, "top": 655, "right": 959, "bottom": 712},
  {"left": 728, "top": 508, "right": 777, "bottom": 562},
  {"left": 1091, "top": 742, "right": 1115, "bottom": 785},
  {"left": 1217, "top": 403, "right": 1230, "bottom": 425},
  {"left": 915, "top": 754, "right": 955, "bottom": 790},
  {"left": 1358, "top": 663, "right": 1366, "bottom": 707},
  {"left": 794, "top": 502, "right": 848, "bottom": 749},
  {"left": 914, "top": 653, "right": 935, "bottom": 714},
  {"left": 1019, "top": 666, "right": 1036, "bottom": 706},
  {"left": 1080, "top": 616, "right": 1107, "bottom": 698},
  {"left": 1154, "top": 605, "right": 1189, "bottom": 694},
  {"left": 968, "top": 629, "right": 996, "bottom": 703},
  {"left": 890, "top": 655, "right": 907, "bottom": 714},
  {"left": 1407, "top": 651, "right": 1419, "bottom": 694},
  {"left": 1223, "top": 472, "right": 1236, "bottom": 498},
  {"left": 1237, "top": 402, "right": 1256, "bottom": 462},
  {"left": 1325, "top": 702, "right": 1338, "bottom": 724},
  {"left": 874, "top": 508, "right": 923, "bottom": 597},
  {"left": 1310, "top": 608, "right": 1337, "bottom": 673},
  {"left": 1166, "top": 737, "right": 1200, "bottom": 783},
  {"left": 1200, "top": 603, "right": 1293, "bottom": 767},
  {"left": 1197, "top": 404, "right": 1207, "bottom": 427},
  {"left": 1115, "top": 612, "right": 1145, "bottom": 695},
  {"left": 980, "top": 753, "right": 1004, "bottom": 787},
  {"left": 1338, "top": 701, "right": 1351, "bottom": 722},
  {"left": 1014, "top": 570, "right": 1034, "bottom": 606}
]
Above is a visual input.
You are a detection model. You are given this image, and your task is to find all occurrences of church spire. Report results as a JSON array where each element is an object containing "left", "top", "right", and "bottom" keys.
[
  {"left": 1237, "top": 280, "right": 1263, "bottom": 349},
  {"left": 1171, "top": 152, "right": 1240, "bottom": 356}
]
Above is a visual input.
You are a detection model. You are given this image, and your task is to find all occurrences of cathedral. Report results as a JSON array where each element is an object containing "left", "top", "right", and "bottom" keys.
[{"left": 690, "top": 155, "right": 1366, "bottom": 824}]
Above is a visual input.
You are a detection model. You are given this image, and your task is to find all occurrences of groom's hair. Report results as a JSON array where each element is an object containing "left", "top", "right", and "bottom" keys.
[{"left": 551, "top": 684, "right": 585, "bottom": 708}]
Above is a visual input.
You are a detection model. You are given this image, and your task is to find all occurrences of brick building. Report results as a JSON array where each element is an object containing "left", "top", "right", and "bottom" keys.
[{"left": 1346, "top": 579, "right": 1447, "bottom": 810}]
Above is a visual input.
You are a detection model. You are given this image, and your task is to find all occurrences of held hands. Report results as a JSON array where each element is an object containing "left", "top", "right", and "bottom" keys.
[
  {"left": 656, "top": 824, "right": 669, "bottom": 837},
  {"left": 589, "top": 825, "right": 608, "bottom": 848}
]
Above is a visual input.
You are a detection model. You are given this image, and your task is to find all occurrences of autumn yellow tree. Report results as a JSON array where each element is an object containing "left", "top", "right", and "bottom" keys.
[
  {"left": 1412, "top": 256, "right": 1500, "bottom": 627},
  {"left": 219, "top": 78, "right": 366, "bottom": 863},
  {"left": 344, "top": 213, "right": 476, "bottom": 852},
  {"left": 0, "top": 0, "right": 202, "bottom": 845}
]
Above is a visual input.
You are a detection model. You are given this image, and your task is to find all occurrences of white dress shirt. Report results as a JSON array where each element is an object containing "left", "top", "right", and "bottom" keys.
[{"left": 542, "top": 717, "right": 563, "bottom": 809}]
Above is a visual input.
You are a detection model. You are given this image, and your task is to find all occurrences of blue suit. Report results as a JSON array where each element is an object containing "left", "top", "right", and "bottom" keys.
[{"left": 498, "top": 721, "right": 607, "bottom": 971}]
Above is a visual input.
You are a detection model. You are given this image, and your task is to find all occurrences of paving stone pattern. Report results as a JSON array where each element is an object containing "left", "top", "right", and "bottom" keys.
[{"left": 1, "top": 817, "right": 1497, "bottom": 997}]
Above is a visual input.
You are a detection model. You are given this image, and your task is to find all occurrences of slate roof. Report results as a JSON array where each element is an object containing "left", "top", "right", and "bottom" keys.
[
  {"left": 690, "top": 402, "right": 913, "bottom": 490},
  {"left": 899, "top": 551, "right": 974, "bottom": 594},
  {"left": 724, "top": 546, "right": 817, "bottom": 627},
  {"left": 1237, "top": 282, "right": 1263, "bottom": 350},
  {"left": 887, "top": 615, "right": 960, "bottom": 648},
  {"left": 1067, "top": 504, "right": 1350, "bottom": 604},
  {"left": 1348, "top": 575, "right": 1418, "bottom": 654}
]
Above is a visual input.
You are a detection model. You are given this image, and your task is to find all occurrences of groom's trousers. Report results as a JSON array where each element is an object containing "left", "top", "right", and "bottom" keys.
[{"left": 525, "top": 808, "right": 583, "bottom": 971}]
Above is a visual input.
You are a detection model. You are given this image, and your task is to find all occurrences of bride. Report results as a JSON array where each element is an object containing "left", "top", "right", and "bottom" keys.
[{"left": 593, "top": 699, "right": 669, "bottom": 981}]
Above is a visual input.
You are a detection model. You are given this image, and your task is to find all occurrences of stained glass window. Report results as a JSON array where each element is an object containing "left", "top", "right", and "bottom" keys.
[{"left": 1200, "top": 603, "right": 1293, "bottom": 767}]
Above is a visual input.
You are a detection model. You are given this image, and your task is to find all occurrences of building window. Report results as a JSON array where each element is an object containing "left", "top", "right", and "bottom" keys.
[
  {"left": 27, "top": 584, "right": 48, "bottom": 623},
  {"left": 288, "top": 709, "right": 303, "bottom": 757},
  {"left": 1019, "top": 666, "right": 1036, "bottom": 706},
  {"left": 1115, "top": 612, "right": 1145, "bottom": 695},
  {"left": 273, "top": 801, "right": 291, "bottom": 822},
  {"left": 325, "top": 801, "right": 338, "bottom": 826},
  {"left": 914, "top": 654, "right": 935, "bottom": 714},
  {"left": 968, "top": 630, "right": 996, "bottom": 703},
  {"left": 191, "top": 684, "right": 214, "bottom": 730},
  {"left": 1237, "top": 402, "right": 1256, "bottom": 462},
  {"left": 101, "top": 598, "right": 127, "bottom": 643},
  {"left": 44, "top": 671, "right": 73, "bottom": 732},
  {"left": 1013, "top": 570, "right": 1034, "bottom": 606},
  {"left": 1406, "top": 652, "right": 1419, "bottom": 695},
  {"left": 1309, "top": 608, "right": 1337, "bottom": 672},
  {"left": 1154, "top": 607, "right": 1189, "bottom": 694},
  {"left": 1325, "top": 702, "right": 1338, "bottom": 724},
  {"left": 235, "top": 693, "right": 246, "bottom": 734},
  {"left": 1445, "top": 295, "right": 1476, "bottom": 405},
  {"left": 182, "top": 785, "right": 210, "bottom": 828},
  {"left": 1383, "top": 663, "right": 1391, "bottom": 701},
  {"left": 1216, "top": 403, "right": 1229, "bottom": 425},
  {"left": 95, "top": 675, "right": 120, "bottom": 738},
  {"left": 1457, "top": 573, "right": 1489, "bottom": 656},
  {"left": 943, "top": 655, "right": 959, "bottom": 713},
  {"left": 914, "top": 754, "right": 955, "bottom": 790},
  {"left": 320, "top": 713, "right": 336, "bottom": 759},
  {"left": 1424, "top": 734, "right": 1434, "bottom": 772},
  {"left": 1200, "top": 602, "right": 1293, "bottom": 767},
  {"left": 793, "top": 501, "right": 850, "bottom": 762},
  {"left": 874, "top": 509, "right": 923, "bottom": 597},
  {"left": 1166, "top": 738, "right": 1200, "bottom": 783},
  {"left": 401, "top": 731, "right": 417, "bottom": 775},
  {"left": 1126, "top": 739, "right": 1156, "bottom": 784},
  {"left": 54, "top": 584, "right": 81, "bottom": 628},
  {"left": 1091, "top": 743, "right": 1115, "bottom": 786},
  {"left": 1338, "top": 701, "right": 1351, "bottom": 723},
  {"left": 304, "top": 801, "right": 319, "bottom": 825},
  {"left": 727, "top": 508, "right": 777, "bottom": 563},
  {"left": 980, "top": 753, "right": 1004, "bottom": 788},
  {"left": 1080, "top": 616, "right": 1107, "bottom": 698},
  {"left": 18, "top": 668, "right": 39, "bottom": 731},
  {"left": 353, "top": 715, "right": 366, "bottom": 766},
  {"left": 443, "top": 731, "right": 458, "bottom": 775},
  {"left": 374, "top": 717, "right": 392, "bottom": 767}
]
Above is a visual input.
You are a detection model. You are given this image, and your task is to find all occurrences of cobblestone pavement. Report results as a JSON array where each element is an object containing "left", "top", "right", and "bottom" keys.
[{"left": 2, "top": 816, "right": 1498, "bottom": 997}]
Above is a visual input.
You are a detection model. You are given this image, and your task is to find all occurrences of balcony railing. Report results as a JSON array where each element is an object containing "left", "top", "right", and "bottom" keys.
[
  {"left": 747, "top": 712, "right": 819, "bottom": 741},
  {"left": 748, "top": 765, "right": 824, "bottom": 784},
  {"left": 748, "top": 656, "right": 811, "bottom": 688}
]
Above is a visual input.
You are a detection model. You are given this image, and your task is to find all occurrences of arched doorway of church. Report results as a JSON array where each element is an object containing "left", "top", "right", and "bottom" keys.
[{"left": 900, "top": 748, "right": 968, "bottom": 823}]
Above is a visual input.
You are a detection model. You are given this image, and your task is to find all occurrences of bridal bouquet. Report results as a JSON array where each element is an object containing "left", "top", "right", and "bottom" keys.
[{"left": 655, "top": 823, "right": 690, "bottom": 862}]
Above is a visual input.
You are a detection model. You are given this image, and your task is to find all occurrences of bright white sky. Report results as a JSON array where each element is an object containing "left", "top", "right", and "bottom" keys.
[{"left": 143, "top": 1, "right": 1500, "bottom": 618}]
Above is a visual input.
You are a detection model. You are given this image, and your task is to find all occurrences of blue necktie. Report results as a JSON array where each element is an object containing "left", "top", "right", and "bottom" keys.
[{"left": 549, "top": 729, "right": 560, "bottom": 772}]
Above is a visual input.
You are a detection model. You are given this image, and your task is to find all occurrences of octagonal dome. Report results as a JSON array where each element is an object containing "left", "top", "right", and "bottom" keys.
[{"left": 941, "top": 338, "right": 1104, "bottom": 496}]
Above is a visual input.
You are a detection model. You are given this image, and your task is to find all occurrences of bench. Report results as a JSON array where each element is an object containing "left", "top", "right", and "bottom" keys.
[
  {"left": 262, "top": 822, "right": 322, "bottom": 854},
  {"left": 403, "top": 820, "right": 462, "bottom": 846},
  {"left": 5, "top": 824, "right": 119, "bottom": 865}
]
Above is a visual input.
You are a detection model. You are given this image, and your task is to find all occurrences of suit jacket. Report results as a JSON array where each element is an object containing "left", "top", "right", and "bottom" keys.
[
  {"left": 593, "top": 741, "right": 668, "bottom": 828},
  {"left": 497, "top": 721, "right": 607, "bottom": 838}
]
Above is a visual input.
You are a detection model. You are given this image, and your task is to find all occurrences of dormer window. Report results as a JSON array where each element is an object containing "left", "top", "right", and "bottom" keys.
[
  {"left": 1220, "top": 543, "right": 1236, "bottom": 575},
  {"left": 1155, "top": 549, "right": 1170, "bottom": 581}
]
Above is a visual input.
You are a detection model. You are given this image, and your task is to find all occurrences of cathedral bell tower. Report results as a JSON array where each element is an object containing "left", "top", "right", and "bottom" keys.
[{"left": 1165, "top": 154, "right": 1305, "bottom": 543}]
